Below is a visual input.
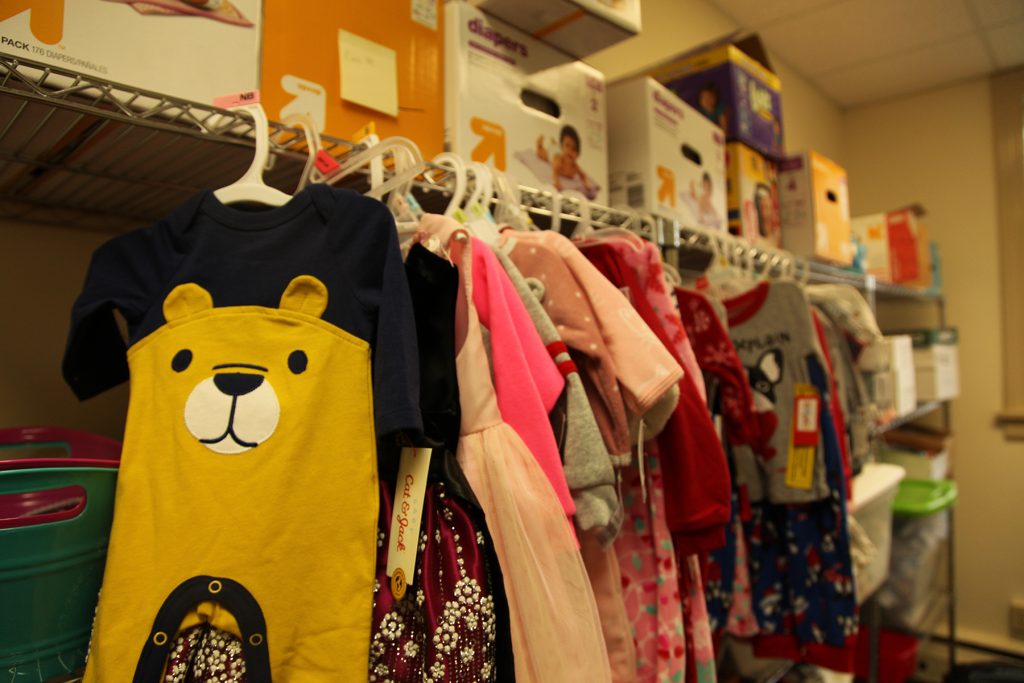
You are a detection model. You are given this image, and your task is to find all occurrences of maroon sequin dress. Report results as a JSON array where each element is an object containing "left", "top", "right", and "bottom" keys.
[
  {"left": 369, "top": 482, "right": 500, "bottom": 681},
  {"left": 367, "top": 244, "right": 510, "bottom": 682}
]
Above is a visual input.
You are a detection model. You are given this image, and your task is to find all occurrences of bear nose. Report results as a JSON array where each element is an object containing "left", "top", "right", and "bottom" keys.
[{"left": 213, "top": 372, "right": 264, "bottom": 397}]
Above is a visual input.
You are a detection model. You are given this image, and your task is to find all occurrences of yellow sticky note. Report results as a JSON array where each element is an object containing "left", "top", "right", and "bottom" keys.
[{"left": 338, "top": 30, "right": 398, "bottom": 117}]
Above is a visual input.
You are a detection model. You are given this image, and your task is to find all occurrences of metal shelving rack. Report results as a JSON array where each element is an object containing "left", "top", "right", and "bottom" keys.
[
  {"left": 875, "top": 400, "right": 945, "bottom": 437},
  {"left": 0, "top": 54, "right": 635, "bottom": 234},
  {"left": 0, "top": 53, "right": 361, "bottom": 231},
  {"left": 839, "top": 274, "right": 950, "bottom": 679},
  {"left": 0, "top": 53, "right": 956, "bottom": 683}
]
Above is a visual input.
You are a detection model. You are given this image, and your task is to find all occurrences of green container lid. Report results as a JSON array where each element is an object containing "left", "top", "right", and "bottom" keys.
[{"left": 892, "top": 478, "right": 958, "bottom": 516}]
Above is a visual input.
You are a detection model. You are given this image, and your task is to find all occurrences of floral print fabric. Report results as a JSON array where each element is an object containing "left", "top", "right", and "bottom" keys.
[
  {"left": 614, "top": 441, "right": 687, "bottom": 683},
  {"left": 164, "top": 623, "right": 246, "bottom": 682}
]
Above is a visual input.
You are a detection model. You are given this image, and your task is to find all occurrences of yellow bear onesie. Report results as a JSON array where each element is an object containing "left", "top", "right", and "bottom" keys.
[{"left": 83, "top": 276, "right": 378, "bottom": 682}]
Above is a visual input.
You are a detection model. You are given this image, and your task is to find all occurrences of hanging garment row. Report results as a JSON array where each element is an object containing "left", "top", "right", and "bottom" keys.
[{"left": 61, "top": 104, "right": 888, "bottom": 682}]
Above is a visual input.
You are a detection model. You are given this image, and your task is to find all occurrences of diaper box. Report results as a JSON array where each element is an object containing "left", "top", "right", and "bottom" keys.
[
  {"left": 445, "top": 3, "right": 608, "bottom": 204},
  {"left": 0, "top": 0, "right": 262, "bottom": 106},
  {"left": 907, "top": 328, "right": 960, "bottom": 402},
  {"left": 851, "top": 208, "right": 921, "bottom": 283},
  {"left": 779, "top": 150, "right": 854, "bottom": 265},
  {"left": 608, "top": 78, "right": 726, "bottom": 232},
  {"left": 262, "top": 0, "right": 444, "bottom": 156},
  {"left": 473, "top": 0, "right": 640, "bottom": 59},
  {"left": 642, "top": 34, "right": 784, "bottom": 160},
  {"left": 726, "top": 142, "right": 780, "bottom": 247}
]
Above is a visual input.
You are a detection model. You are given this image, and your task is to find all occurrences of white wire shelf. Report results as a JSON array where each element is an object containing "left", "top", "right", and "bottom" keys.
[
  {"left": 0, "top": 53, "right": 360, "bottom": 230},
  {"left": 0, "top": 53, "right": 944, "bottom": 306},
  {"left": 874, "top": 401, "right": 945, "bottom": 436},
  {"left": 809, "top": 261, "right": 942, "bottom": 301}
]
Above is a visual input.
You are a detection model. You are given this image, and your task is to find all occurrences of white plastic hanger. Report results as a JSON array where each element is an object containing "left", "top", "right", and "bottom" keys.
[
  {"left": 281, "top": 112, "right": 321, "bottom": 192},
  {"left": 463, "top": 163, "right": 501, "bottom": 244},
  {"left": 543, "top": 185, "right": 564, "bottom": 234},
  {"left": 387, "top": 146, "right": 426, "bottom": 238},
  {"left": 365, "top": 144, "right": 425, "bottom": 203},
  {"left": 796, "top": 257, "right": 813, "bottom": 286},
  {"left": 561, "top": 189, "right": 592, "bottom": 237},
  {"left": 779, "top": 255, "right": 795, "bottom": 281},
  {"left": 319, "top": 136, "right": 424, "bottom": 188},
  {"left": 663, "top": 261, "right": 684, "bottom": 287},
  {"left": 583, "top": 204, "right": 645, "bottom": 244},
  {"left": 637, "top": 211, "right": 661, "bottom": 243},
  {"left": 431, "top": 153, "right": 468, "bottom": 218},
  {"left": 466, "top": 162, "right": 496, "bottom": 213},
  {"left": 213, "top": 103, "right": 292, "bottom": 207},
  {"left": 492, "top": 169, "right": 532, "bottom": 231}
]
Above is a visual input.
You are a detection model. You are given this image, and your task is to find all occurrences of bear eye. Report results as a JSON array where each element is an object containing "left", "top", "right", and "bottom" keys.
[
  {"left": 172, "top": 349, "right": 192, "bottom": 372},
  {"left": 288, "top": 350, "right": 308, "bottom": 374}
]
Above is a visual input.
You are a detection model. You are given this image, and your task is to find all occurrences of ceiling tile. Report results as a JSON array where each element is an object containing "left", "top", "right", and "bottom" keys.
[
  {"left": 816, "top": 33, "right": 992, "bottom": 106},
  {"left": 986, "top": 20, "right": 1024, "bottom": 67},
  {"left": 969, "top": 0, "right": 1024, "bottom": 26},
  {"left": 758, "top": 0, "right": 976, "bottom": 75},
  {"left": 711, "top": 0, "right": 842, "bottom": 28}
]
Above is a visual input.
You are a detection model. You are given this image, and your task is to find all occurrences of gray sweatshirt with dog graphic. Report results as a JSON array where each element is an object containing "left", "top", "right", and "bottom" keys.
[{"left": 724, "top": 281, "right": 831, "bottom": 504}]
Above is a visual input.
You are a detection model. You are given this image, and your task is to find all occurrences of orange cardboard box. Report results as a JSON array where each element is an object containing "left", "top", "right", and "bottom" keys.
[
  {"left": 850, "top": 208, "right": 923, "bottom": 283},
  {"left": 778, "top": 150, "right": 853, "bottom": 265},
  {"left": 261, "top": 0, "right": 444, "bottom": 155}
]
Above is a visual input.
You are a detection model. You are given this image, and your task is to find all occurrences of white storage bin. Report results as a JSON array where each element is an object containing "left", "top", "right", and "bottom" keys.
[
  {"left": 910, "top": 328, "right": 960, "bottom": 402},
  {"left": 879, "top": 445, "right": 949, "bottom": 481},
  {"left": 850, "top": 463, "right": 906, "bottom": 603}
]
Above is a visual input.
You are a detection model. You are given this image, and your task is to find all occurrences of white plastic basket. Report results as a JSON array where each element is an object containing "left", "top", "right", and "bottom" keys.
[{"left": 850, "top": 463, "right": 906, "bottom": 603}]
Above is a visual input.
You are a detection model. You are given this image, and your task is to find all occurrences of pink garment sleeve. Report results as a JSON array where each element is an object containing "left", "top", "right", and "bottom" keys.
[
  {"left": 471, "top": 238, "right": 575, "bottom": 517},
  {"left": 534, "top": 232, "right": 682, "bottom": 416},
  {"left": 640, "top": 243, "right": 708, "bottom": 403}
]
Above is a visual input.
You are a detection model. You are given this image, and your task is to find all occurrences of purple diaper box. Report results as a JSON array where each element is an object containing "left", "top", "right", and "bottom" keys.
[{"left": 642, "top": 33, "right": 784, "bottom": 160}]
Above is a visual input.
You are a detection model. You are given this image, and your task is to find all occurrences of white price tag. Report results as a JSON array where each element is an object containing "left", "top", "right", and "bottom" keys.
[
  {"left": 796, "top": 396, "right": 818, "bottom": 433},
  {"left": 386, "top": 447, "right": 432, "bottom": 599}
]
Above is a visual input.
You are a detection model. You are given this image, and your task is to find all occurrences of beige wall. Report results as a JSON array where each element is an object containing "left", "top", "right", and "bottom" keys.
[
  {"left": 843, "top": 78, "right": 1024, "bottom": 654},
  {"left": 586, "top": 0, "right": 846, "bottom": 162},
  {"left": 0, "top": 221, "right": 128, "bottom": 440}
]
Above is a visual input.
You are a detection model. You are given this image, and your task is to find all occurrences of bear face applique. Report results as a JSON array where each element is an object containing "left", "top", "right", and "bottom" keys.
[
  {"left": 157, "top": 276, "right": 328, "bottom": 455},
  {"left": 130, "top": 274, "right": 369, "bottom": 458}
]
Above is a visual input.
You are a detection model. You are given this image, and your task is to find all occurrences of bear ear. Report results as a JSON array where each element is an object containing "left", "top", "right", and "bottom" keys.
[
  {"left": 163, "top": 283, "right": 214, "bottom": 322},
  {"left": 279, "top": 275, "right": 328, "bottom": 318}
]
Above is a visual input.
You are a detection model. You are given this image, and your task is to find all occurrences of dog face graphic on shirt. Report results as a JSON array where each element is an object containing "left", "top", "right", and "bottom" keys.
[
  {"left": 158, "top": 275, "right": 328, "bottom": 454},
  {"left": 747, "top": 348, "right": 783, "bottom": 412}
]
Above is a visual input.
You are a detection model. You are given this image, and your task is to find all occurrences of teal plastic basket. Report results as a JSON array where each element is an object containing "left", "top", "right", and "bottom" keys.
[
  {"left": 892, "top": 478, "right": 958, "bottom": 517},
  {"left": 0, "top": 427, "right": 120, "bottom": 682}
]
